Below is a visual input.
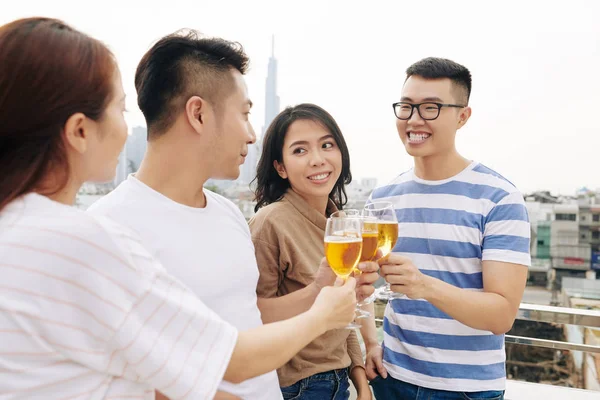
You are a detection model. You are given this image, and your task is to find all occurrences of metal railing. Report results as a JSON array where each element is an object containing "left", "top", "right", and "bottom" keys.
[
  {"left": 372, "top": 301, "right": 600, "bottom": 397},
  {"left": 374, "top": 302, "right": 600, "bottom": 354},
  {"left": 507, "top": 303, "right": 600, "bottom": 353}
]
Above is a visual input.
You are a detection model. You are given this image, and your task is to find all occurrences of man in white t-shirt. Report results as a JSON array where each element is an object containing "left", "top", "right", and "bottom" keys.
[
  {"left": 88, "top": 30, "right": 379, "bottom": 399},
  {"left": 88, "top": 30, "right": 282, "bottom": 400}
]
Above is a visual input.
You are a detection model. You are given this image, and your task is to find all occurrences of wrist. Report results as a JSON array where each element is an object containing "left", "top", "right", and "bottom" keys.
[
  {"left": 422, "top": 274, "right": 439, "bottom": 302},
  {"left": 307, "top": 281, "right": 322, "bottom": 299},
  {"left": 305, "top": 305, "right": 329, "bottom": 336},
  {"left": 350, "top": 365, "right": 368, "bottom": 386},
  {"left": 364, "top": 339, "right": 380, "bottom": 351},
  {"left": 356, "top": 378, "right": 371, "bottom": 399},
  {"left": 356, "top": 383, "right": 369, "bottom": 394}
]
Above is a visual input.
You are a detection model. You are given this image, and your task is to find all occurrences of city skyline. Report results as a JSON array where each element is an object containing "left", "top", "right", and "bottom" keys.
[
  {"left": 4, "top": 0, "right": 599, "bottom": 196},
  {"left": 113, "top": 126, "right": 147, "bottom": 186},
  {"left": 239, "top": 35, "right": 280, "bottom": 185},
  {"left": 262, "top": 35, "right": 280, "bottom": 136}
]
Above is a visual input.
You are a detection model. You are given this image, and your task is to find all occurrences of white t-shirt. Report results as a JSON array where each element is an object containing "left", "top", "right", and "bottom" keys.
[
  {"left": 88, "top": 175, "right": 282, "bottom": 400},
  {"left": 0, "top": 193, "right": 237, "bottom": 399}
]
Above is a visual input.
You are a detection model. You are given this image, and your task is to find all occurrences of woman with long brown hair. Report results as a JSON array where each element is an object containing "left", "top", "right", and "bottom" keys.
[
  {"left": 250, "top": 104, "right": 374, "bottom": 400},
  {"left": 0, "top": 17, "right": 357, "bottom": 399}
]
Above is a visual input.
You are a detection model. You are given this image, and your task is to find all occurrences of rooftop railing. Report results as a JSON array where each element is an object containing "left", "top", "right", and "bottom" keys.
[{"left": 371, "top": 301, "right": 600, "bottom": 399}]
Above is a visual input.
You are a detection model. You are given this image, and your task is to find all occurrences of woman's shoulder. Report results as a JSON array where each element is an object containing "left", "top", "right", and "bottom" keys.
[
  {"left": 249, "top": 198, "right": 300, "bottom": 238},
  {"left": 252, "top": 198, "right": 295, "bottom": 223},
  {"left": 5, "top": 196, "right": 160, "bottom": 286}
]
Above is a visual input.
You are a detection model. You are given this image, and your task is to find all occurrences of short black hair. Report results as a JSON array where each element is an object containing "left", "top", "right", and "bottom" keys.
[
  {"left": 253, "top": 103, "right": 352, "bottom": 212},
  {"left": 135, "top": 29, "right": 249, "bottom": 138},
  {"left": 406, "top": 57, "right": 472, "bottom": 104}
]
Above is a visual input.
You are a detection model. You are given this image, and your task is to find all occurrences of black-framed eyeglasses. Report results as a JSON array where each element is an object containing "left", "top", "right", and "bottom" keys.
[{"left": 392, "top": 102, "right": 465, "bottom": 121}]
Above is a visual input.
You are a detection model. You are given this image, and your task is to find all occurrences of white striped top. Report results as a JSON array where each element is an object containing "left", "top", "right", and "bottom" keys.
[
  {"left": 370, "top": 162, "right": 531, "bottom": 392},
  {"left": 0, "top": 193, "right": 238, "bottom": 399}
]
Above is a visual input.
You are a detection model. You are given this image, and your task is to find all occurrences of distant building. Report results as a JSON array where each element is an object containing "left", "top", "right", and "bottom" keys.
[
  {"left": 114, "top": 146, "right": 128, "bottom": 186},
  {"left": 126, "top": 126, "right": 147, "bottom": 173},
  {"left": 344, "top": 178, "right": 378, "bottom": 210},
  {"left": 550, "top": 203, "right": 590, "bottom": 271},
  {"left": 239, "top": 35, "right": 280, "bottom": 186},
  {"left": 526, "top": 190, "right": 600, "bottom": 286}
]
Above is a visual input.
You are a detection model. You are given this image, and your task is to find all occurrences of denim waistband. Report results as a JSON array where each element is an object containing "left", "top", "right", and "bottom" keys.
[{"left": 304, "top": 367, "right": 349, "bottom": 382}]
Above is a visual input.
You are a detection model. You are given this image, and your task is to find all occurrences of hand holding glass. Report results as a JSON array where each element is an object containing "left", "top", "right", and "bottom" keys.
[{"left": 363, "top": 201, "right": 399, "bottom": 300}]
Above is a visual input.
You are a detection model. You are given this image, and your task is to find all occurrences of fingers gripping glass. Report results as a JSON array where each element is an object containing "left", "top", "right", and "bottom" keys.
[
  {"left": 392, "top": 102, "right": 465, "bottom": 121},
  {"left": 362, "top": 201, "right": 399, "bottom": 301}
]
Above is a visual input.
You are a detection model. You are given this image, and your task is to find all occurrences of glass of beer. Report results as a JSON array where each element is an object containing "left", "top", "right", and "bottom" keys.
[
  {"left": 358, "top": 215, "right": 379, "bottom": 263},
  {"left": 331, "top": 210, "right": 379, "bottom": 262},
  {"left": 363, "top": 201, "right": 399, "bottom": 300},
  {"left": 356, "top": 214, "right": 379, "bottom": 313},
  {"left": 331, "top": 210, "right": 378, "bottom": 318},
  {"left": 324, "top": 215, "right": 363, "bottom": 329}
]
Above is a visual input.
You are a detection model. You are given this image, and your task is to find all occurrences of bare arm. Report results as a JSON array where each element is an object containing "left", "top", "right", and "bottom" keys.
[
  {"left": 224, "top": 278, "right": 357, "bottom": 383},
  {"left": 252, "top": 235, "right": 323, "bottom": 323},
  {"left": 257, "top": 283, "right": 321, "bottom": 323},
  {"left": 381, "top": 256, "right": 528, "bottom": 335},
  {"left": 258, "top": 258, "right": 380, "bottom": 323},
  {"left": 359, "top": 302, "right": 379, "bottom": 352},
  {"left": 360, "top": 302, "right": 388, "bottom": 380},
  {"left": 347, "top": 330, "right": 371, "bottom": 400},
  {"left": 423, "top": 260, "right": 528, "bottom": 334},
  {"left": 350, "top": 365, "right": 371, "bottom": 400},
  {"left": 252, "top": 221, "right": 380, "bottom": 324}
]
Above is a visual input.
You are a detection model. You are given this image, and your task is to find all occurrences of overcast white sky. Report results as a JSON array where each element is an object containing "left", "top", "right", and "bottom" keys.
[{"left": 3, "top": 0, "right": 599, "bottom": 195}]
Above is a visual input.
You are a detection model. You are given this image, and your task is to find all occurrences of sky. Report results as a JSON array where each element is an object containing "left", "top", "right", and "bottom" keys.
[{"left": 3, "top": 0, "right": 600, "bottom": 195}]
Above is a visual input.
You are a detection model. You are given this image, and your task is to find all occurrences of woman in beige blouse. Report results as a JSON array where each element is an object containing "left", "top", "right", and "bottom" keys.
[{"left": 249, "top": 103, "right": 375, "bottom": 400}]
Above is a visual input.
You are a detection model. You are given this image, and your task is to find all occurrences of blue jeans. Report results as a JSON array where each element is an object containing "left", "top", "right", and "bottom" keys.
[
  {"left": 280, "top": 368, "right": 350, "bottom": 400},
  {"left": 370, "top": 375, "right": 504, "bottom": 399}
]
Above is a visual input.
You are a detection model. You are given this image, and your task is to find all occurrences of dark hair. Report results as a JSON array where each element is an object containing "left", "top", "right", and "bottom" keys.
[
  {"left": 406, "top": 57, "right": 472, "bottom": 104},
  {"left": 253, "top": 103, "right": 352, "bottom": 212},
  {"left": 0, "top": 17, "right": 116, "bottom": 211},
  {"left": 135, "top": 29, "right": 249, "bottom": 138}
]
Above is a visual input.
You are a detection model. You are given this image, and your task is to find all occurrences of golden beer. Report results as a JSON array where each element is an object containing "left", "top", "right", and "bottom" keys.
[
  {"left": 324, "top": 236, "right": 363, "bottom": 278},
  {"left": 363, "top": 221, "right": 378, "bottom": 233},
  {"left": 377, "top": 221, "right": 399, "bottom": 256},
  {"left": 360, "top": 232, "right": 379, "bottom": 262}
]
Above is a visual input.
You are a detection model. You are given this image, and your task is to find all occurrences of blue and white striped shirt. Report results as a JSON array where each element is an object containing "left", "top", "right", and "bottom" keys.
[{"left": 371, "top": 161, "right": 531, "bottom": 392}]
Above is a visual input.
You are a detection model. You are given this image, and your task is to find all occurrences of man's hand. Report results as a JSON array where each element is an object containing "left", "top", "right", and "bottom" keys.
[
  {"left": 379, "top": 254, "right": 432, "bottom": 299},
  {"left": 311, "top": 277, "right": 357, "bottom": 331},
  {"left": 365, "top": 344, "right": 387, "bottom": 381}
]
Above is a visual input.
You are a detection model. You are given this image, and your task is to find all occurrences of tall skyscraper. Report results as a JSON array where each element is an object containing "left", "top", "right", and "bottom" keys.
[
  {"left": 262, "top": 35, "right": 280, "bottom": 135},
  {"left": 239, "top": 35, "right": 280, "bottom": 186}
]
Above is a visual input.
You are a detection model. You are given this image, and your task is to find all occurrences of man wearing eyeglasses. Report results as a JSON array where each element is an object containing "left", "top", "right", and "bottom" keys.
[{"left": 359, "top": 57, "right": 531, "bottom": 399}]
